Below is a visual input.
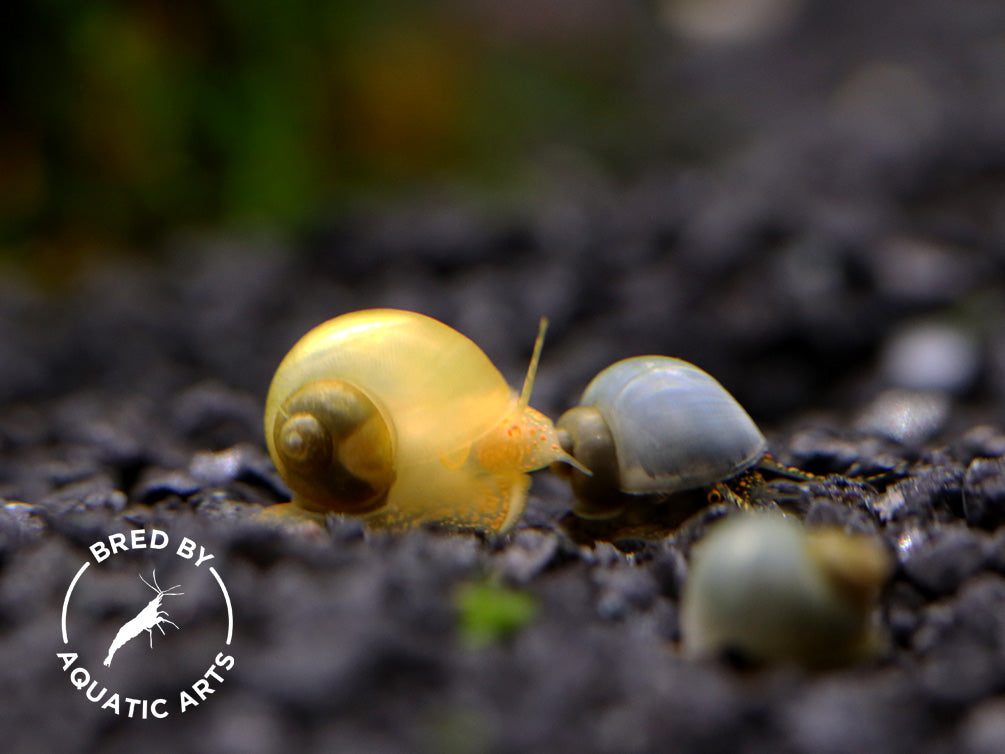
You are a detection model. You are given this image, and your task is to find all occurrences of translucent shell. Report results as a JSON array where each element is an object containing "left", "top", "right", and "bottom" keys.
[
  {"left": 680, "top": 514, "right": 891, "bottom": 668},
  {"left": 575, "top": 356, "right": 767, "bottom": 494},
  {"left": 264, "top": 309, "right": 570, "bottom": 533}
]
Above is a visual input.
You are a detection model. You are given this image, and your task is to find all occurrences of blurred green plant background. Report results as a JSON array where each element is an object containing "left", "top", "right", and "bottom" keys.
[{"left": 1, "top": 0, "right": 710, "bottom": 275}]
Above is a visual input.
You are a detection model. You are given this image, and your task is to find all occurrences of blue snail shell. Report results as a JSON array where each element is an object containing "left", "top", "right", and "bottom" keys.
[{"left": 579, "top": 356, "right": 767, "bottom": 494}]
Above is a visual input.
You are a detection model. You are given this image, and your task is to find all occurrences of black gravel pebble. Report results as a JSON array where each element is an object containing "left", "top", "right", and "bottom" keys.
[
  {"left": 900, "top": 525, "right": 989, "bottom": 597},
  {"left": 963, "top": 457, "right": 1005, "bottom": 529}
]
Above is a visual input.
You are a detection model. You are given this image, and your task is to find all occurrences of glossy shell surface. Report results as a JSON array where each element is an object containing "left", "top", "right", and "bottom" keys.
[
  {"left": 580, "top": 356, "right": 767, "bottom": 494},
  {"left": 265, "top": 308, "right": 566, "bottom": 532},
  {"left": 680, "top": 513, "right": 890, "bottom": 667}
]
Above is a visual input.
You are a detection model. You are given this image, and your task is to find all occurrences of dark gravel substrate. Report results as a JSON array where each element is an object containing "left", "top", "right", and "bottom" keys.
[{"left": 4, "top": 2, "right": 1005, "bottom": 752}]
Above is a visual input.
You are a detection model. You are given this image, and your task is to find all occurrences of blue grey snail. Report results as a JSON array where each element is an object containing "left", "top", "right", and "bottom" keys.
[
  {"left": 681, "top": 513, "right": 891, "bottom": 668},
  {"left": 550, "top": 355, "right": 823, "bottom": 540}
]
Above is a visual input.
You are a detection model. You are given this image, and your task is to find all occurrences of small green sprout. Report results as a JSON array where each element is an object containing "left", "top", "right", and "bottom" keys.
[{"left": 454, "top": 581, "right": 538, "bottom": 649}]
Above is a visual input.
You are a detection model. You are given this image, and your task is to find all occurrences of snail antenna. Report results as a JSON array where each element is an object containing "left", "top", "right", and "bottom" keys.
[{"left": 519, "top": 317, "right": 548, "bottom": 410}]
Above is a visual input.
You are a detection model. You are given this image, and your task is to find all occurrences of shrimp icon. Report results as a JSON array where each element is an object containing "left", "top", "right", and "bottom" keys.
[{"left": 103, "top": 570, "right": 184, "bottom": 667}]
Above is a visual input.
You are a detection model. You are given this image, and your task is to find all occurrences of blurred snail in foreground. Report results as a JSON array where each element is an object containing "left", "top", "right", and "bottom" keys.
[
  {"left": 680, "top": 513, "right": 891, "bottom": 669},
  {"left": 264, "top": 309, "right": 584, "bottom": 533},
  {"left": 552, "top": 356, "right": 814, "bottom": 539}
]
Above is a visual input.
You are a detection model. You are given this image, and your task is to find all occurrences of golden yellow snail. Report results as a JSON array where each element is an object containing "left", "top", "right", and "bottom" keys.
[
  {"left": 264, "top": 308, "right": 582, "bottom": 533},
  {"left": 680, "top": 513, "right": 891, "bottom": 669}
]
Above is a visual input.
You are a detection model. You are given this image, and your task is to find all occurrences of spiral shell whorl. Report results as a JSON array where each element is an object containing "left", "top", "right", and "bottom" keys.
[{"left": 272, "top": 380, "right": 395, "bottom": 515}]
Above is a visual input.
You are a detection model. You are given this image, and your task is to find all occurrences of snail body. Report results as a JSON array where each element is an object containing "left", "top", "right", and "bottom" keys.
[
  {"left": 555, "top": 356, "right": 769, "bottom": 520},
  {"left": 680, "top": 513, "right": 891, "bottom": 668},
  {"left": 265, "top": 308, "right": 574, "bottom": 533}
]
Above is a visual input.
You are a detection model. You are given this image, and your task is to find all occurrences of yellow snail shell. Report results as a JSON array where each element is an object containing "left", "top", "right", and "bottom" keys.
[{"left": 264, "top": 308, "right": 579, "bottom": 533}]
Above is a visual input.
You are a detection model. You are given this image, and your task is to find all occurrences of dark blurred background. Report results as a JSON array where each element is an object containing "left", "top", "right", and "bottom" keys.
[
  {"left": 1, "top": 0, "right": 670, "bottom": 275},
  {"left": 0, "top": 0, "right": 1003, "bottom": 433},
  {"left": 4, "top": 0, "right": 998, "bottom": 273}
]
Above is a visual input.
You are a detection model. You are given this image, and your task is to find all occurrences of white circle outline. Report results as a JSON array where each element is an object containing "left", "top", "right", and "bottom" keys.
[{"left": 61, "top": 563, "right": 89, "bottom": 644}]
